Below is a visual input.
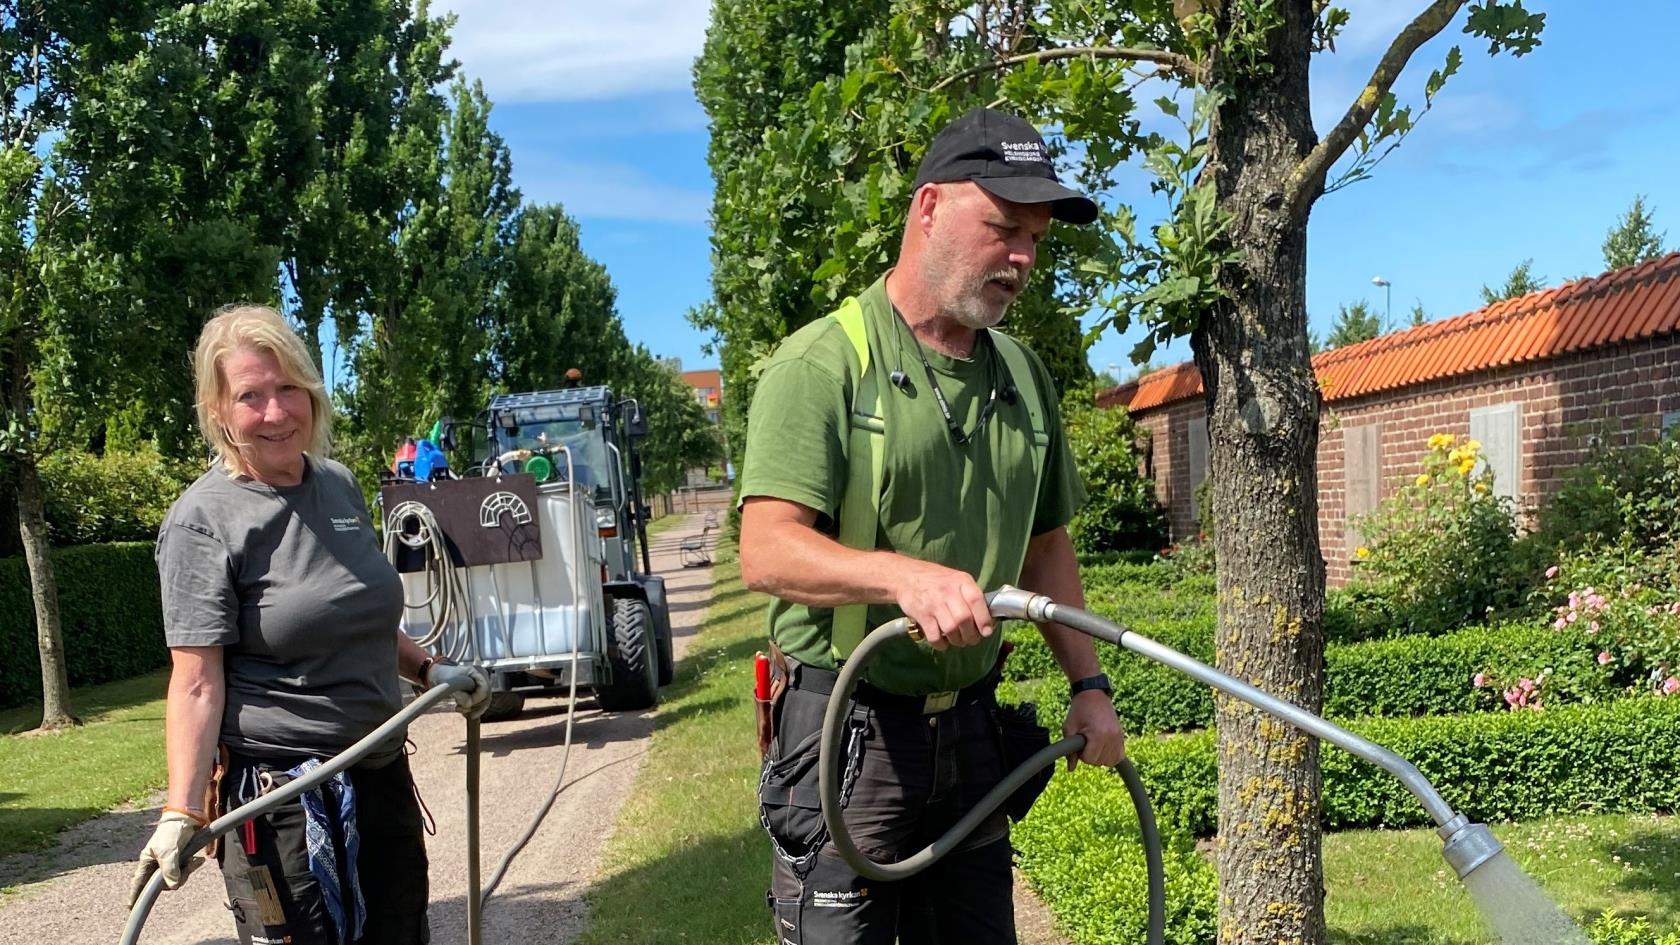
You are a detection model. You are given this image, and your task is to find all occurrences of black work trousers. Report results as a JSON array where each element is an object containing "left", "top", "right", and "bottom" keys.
[
  {"left": 217, "top": 750, "right": 430, "bottom": 945},
  {"left": 760, "top": 680, "right": 1016, "bottom": 945}
]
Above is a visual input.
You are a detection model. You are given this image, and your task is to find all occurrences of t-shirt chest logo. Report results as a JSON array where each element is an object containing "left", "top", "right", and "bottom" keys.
[{"left": 330, "top": 516, "right": 362, "bottom": 533}]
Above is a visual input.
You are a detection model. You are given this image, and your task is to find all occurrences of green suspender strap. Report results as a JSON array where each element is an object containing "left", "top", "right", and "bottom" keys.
[
  {"left": 826, "top": 296, "right": 1050, "bottom": 662},
  {"left": 830, "top": 297, "right": 884, "bottom": 661}
]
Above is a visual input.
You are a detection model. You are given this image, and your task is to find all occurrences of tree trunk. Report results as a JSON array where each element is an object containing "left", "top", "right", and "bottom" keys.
[
  {"left": 1194, "top": 5, "right": 1325, "bottom": 945},
  {"left": 17, "top": 454, "right": 79, "bottom": 730}
]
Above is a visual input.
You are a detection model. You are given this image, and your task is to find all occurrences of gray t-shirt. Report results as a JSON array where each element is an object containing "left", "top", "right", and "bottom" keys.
[{"left": 157, "top": 456, "right": 406, "bottom": 762}]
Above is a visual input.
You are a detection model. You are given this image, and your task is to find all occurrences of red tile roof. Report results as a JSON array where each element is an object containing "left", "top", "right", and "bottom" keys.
[{"left": 1099, "top": 251, "right": 1680, "bottom": 413}]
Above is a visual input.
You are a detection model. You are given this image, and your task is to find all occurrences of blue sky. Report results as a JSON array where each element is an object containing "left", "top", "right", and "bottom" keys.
[{"left": 438, "top": 0, "right": 1680, "bottom": 379}]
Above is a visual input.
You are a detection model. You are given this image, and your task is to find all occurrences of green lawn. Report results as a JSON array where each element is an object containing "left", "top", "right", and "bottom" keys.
[
  {"left": 0, "top": 670, "right": 169, "bottom": 859},
  {"left": 644, "top": 512, "right": 688, "bottom": 539},
  {"left": 1325, "top": 812, "right": 1680, "bottom": 944},
  {"left": 578, "top": 549, "right": 772, "bottom": 945}
]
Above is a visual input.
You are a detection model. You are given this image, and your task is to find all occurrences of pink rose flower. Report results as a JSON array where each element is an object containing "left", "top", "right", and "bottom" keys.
[
  {"left": 1588, "top": 620, "right": 1600, "bottom": 634},
  {"left": 1519, "top": 677, "right": 1536, "bottom": 693},
  {"left": 1545, "top": 565, "right": 1559, "bottom": 579},
  {"left": 1473, "top": 672, "right": 1488, "bottom": 688},
  {"left": 1554, "top": 617, "right": 1568, "bottom": 630},
  {"left": 1664, "top": 677, "right": 1680, "bottom": 696},
  {"left": 1567, "top": 611, "right": 1578, "bottom": 624},
  {"left": 1598, "top": 651, "right": 1613, "bottom": 665}
]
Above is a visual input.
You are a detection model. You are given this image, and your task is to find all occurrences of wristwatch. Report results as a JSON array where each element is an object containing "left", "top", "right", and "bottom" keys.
[{"left": 1068, "top": 673, "right": 1113, "bottom": 699}]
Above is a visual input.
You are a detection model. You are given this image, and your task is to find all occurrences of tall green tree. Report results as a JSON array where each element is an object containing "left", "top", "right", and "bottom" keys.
[
  {"left": 1480, "top": 257, "right": 1545, "bottom": 304},
  {"left": 692, "top": 1, "right": 1545, "bottom": 940},
  {"left": 1602, "top": 195, "right": 1667, "bottom": 272},
  {"left": 1325, "top": 299, "right": 1381, "bottom": 349},
  {"left": 340, "top": 78, "right": 516, "bottom": 485}
]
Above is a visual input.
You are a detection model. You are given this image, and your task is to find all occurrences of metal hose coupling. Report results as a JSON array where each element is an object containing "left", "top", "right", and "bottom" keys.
[
  {"left": 1438, "top": 813, "right": 1505, "bottom": 879},
  {"left": 985, "top": 585, "right": 1054, "bottom": 622}
]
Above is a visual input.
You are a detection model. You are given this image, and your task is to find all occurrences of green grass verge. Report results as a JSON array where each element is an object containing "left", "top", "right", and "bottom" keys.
[
  {"left": 1325, "top": 813, "right": 1680, "bottom": 944},
  {"left": 0, "top": 669, "right": 169, "bottom": 859},
  {"left": 577, "top": 548, "right": 774, "bottom": 945},
  {"left": 644, "top": 512, "right": 688, "bottom": 539}
]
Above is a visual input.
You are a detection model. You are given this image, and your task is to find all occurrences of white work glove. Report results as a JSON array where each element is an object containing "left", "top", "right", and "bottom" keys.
[
  {"left": 130, "top": 810, "right": 204, "bottom": 905},
  {"left": 429, "top": 661, "right": 491, "bottom": 719}
]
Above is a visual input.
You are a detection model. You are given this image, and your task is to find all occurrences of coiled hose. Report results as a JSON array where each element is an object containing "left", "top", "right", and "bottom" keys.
[
  {"left": 385, "top": 499, "right": 471, "bottom": 660},
  {"left": 122, "top": 676, "right": 482, "bottom": 945},
  {"left": 818, "top": 607, "right": 1167, "bottom": 945}
]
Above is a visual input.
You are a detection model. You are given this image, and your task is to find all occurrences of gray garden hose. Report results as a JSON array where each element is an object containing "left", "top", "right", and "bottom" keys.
[
  {"left": 121, "top": 677, "right": 482, "bottom": 945},
  {"left": 817, "top": 597, "right": 1166, "bottom": 945}
]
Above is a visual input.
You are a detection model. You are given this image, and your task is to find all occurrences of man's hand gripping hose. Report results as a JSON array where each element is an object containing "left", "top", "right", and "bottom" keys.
[{"left": 122, "top": 669, "right": 488, "bottom": 945}]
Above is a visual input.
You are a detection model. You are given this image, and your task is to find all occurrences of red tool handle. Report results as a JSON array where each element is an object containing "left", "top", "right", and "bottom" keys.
[{"left": 754, "top": 651, "right": 771, "bottom": 700}]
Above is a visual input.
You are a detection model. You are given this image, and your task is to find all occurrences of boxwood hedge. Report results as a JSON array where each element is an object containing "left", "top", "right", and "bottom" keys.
[
  {"left": 1124, "top": 696, "right": 1680, "bottom": 836},
  {"left": 0, "top": 543, "right": 166, "bottom": 709}
]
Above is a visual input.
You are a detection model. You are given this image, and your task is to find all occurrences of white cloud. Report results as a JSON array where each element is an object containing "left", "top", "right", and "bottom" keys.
[
  {"left": 514, "top": 157, "right": 711, "bottom": 224},
  {"left": 435, "top": 0, "right": 710, "bottom": 103}
]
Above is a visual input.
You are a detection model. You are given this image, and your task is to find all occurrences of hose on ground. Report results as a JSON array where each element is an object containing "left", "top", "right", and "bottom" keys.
[{"left": 818, "top": 612, "right": 1166, "bottom": 945}]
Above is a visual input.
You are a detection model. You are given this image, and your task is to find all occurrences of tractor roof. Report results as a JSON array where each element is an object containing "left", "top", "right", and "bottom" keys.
[{"left": 489, "top": 387, "right": 613, "bottom": 410}]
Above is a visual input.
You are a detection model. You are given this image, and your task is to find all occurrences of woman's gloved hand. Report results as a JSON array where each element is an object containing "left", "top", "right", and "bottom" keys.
[
  {"left": 129, "top": 809, "right": 205, "bottom": 905},
  {"left": 428, "top": 660, "right": 492, "bottom": 719}
]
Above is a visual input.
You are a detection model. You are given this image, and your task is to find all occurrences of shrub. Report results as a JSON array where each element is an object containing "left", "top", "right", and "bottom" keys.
[
  {"left": 1062, "top": 392, "right": 1169, "bottom": 556},
  {"left": 40, "top": 446, "right": 197, "bottom": 546},
  {"left": 1531, "top": 539, "right": 1680, "bottom": 699},
  {"left": 1012, "top": 764, "right": 1217, "bottom": 945},
  {"left": 1350, "top": 434, "right": 1520, "bottom": 635},
  {"left": 1590, "top": 913, "right": 1680, "bottom": 945},
  {"left": 0, "top": 543, "right": 167, "bottom": 709},
  {"left": 1125, "top": 696, "right": 1680, "bottom": 836}
]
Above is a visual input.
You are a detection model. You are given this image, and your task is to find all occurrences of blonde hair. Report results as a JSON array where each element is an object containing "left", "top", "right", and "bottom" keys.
[{"left": 193, "top": 304, "right": 332, "bottom": 474}]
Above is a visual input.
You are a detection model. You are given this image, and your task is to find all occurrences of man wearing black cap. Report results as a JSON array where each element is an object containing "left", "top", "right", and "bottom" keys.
[{"left": 738, "top": 107, "right": 1124, "bottom": 943}]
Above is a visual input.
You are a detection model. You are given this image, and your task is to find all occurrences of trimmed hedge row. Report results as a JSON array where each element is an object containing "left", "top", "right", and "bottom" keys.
[
  {"left": 0, "top": 543, "right": 166, "bottom": 709},
  {"left": 1006, "top": 619, "right": 1599, "bottom": 733},
  {"left": 1124, "top": 696, "right": 1680, "bottom": 836}
]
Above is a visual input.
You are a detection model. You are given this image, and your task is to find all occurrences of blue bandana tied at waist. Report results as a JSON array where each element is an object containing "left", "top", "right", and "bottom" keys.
[{"left": 286, "top": 758, "right": 366, "bottom": 943}]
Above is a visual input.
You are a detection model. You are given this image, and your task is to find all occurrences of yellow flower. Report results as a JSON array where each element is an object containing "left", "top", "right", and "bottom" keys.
[
  {"left": 1427, "top": 433, "right": 1453, "bottom": 451},
  {"left": 1464, "top": 438, "right": 1482, "bottom": 453},
  {"left": 1415, "top": 474, "right": 1430, "bottom": 487},
  {"left": 1474, "top": 482, "right": 1490, "bottom": 495},
  {"left": 1458, "top": 459, "right": 1476, "bottom": 476},
  {"left": 1355, "top": 546, "right": 1371, "bottom": 560}
]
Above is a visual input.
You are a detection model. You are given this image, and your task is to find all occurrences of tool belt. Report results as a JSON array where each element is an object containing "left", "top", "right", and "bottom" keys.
[{"left": 784, "top": 659, "right": 995, "bottom": 715}]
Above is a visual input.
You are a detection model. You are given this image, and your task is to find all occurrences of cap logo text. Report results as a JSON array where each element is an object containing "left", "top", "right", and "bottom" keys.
[{"left": 1000, "top": 140, "right": 1049, "bottom": 165}]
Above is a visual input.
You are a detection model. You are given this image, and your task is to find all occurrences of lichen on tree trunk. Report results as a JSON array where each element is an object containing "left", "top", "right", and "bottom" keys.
[{"left": 1194, "top": 3, "right": 1328, "bottom": 943}]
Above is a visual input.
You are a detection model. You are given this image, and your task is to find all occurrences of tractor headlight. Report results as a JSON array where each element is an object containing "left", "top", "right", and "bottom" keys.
[{"left": 595, "top": 505, "right": 618, "bottom": 538}]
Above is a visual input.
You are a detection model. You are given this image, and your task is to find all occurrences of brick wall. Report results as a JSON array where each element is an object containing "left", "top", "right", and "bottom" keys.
[{"left": 1128, "top": 333, "right": 1680, "bottom": 585}]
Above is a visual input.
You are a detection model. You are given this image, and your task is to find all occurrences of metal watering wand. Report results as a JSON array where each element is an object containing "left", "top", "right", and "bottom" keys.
[
  {"left": 818, "top": 587, "right": 1507, "bottom": 945},
  {"left": 121, "top": 674, "right": 487, "bottom": 945}
]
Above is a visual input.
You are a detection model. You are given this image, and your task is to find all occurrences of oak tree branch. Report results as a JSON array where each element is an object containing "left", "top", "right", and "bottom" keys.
[{"left": 1283, "top": 0, "right": 1465, "bottom": 223}]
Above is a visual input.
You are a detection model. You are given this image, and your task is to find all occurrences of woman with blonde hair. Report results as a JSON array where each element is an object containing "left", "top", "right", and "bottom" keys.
[{"left": 133, "top": 303, "right": 486, "bottom": 944}]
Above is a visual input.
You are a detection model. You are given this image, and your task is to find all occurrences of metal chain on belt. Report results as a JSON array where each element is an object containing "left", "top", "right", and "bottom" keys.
[{"left": 759, "top": 711, "right": 868, "bottom": 880}]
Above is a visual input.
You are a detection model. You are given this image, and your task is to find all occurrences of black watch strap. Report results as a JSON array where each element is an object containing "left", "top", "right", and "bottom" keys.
[{"left": 1068, "top": 673, "right": 1113, "bottom": 698}]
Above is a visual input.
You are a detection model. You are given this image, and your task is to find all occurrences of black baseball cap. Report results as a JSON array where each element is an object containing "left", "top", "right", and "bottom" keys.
[{"left": 911, "top": 107, "right": 1099, "bottom": 225}]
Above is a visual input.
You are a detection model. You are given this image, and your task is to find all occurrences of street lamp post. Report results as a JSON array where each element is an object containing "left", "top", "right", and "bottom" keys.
[{"left": 1371, "top": 276, "right": 1392, "bottom": 331}]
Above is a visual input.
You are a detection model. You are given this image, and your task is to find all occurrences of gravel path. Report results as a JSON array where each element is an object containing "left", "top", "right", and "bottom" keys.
[{"left": 0, "top": 514, "right": 721, "bottom": 945}]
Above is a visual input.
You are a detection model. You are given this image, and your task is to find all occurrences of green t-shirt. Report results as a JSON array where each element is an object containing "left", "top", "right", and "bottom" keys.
[{"left": 739, "top": 274, "right": 1087, "bottom": 694}]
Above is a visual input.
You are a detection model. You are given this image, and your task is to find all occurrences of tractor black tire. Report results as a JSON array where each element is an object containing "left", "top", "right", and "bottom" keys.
[
  {"left": 480, "top": 691, "right": 526, "bottom": 722},
  {"left": 595, "top": 597, "right": 659, "bottom": 711}
]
